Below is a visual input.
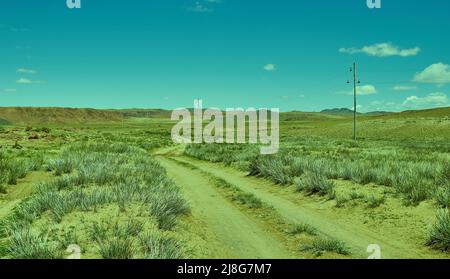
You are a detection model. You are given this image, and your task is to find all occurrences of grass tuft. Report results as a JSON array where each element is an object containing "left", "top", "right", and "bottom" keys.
[
  {"left": 139, "top": 233, "right": 182, "bottom": 259},
  {"left": 98, "top": 237, "right": 135, "bottom": 259},
  {"left": 364, "top": 194, "right": 386, "bottom": 208},
  {"left": 232, "top": 192, "right": 264, "bottom": 209},
  {"left": 427, "top": 208, "right": 450, "bottom": 251},
  {"left": 7, "top": 228, "right": 61, "bottom": 259},
  {"left": 435, "top": 185, "right": 450, "bottom": 208},
  {"left": 295, "top": 171, "right": 335, "bottom": 197},
  {"left": 287, "top": 223, "right": 318, "bottom": 236},
  {"left": 301, "top": 238, "right": 350, "bottom": 257}
]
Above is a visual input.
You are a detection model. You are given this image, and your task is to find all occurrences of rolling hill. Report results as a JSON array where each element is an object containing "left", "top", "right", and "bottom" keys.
[
  {"left": 110, "top": 109, "right": 172, "bottom": 119},
  {"left": 320, "top": 108, "right": 392, "bottom": 116},
  {"left": 0, "top": 107, "right": 123, "bottom": 125},
  {"left": 0, "top": 106, "right": 448, "bottom": 125},
  {"left": 389, "top": 106, "right": 450, "bottom": 119}
]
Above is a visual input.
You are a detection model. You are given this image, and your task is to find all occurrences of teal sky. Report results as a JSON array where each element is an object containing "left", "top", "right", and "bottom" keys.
[{"left": 1, "top": 0, "right": 450, "bottom": 112}]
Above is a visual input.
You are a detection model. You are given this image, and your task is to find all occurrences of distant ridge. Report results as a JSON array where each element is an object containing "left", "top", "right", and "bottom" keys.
[
  {"left": 0, "top": 107, "right": 123, "bottom": 125},
  {"left": 320, "top": 108, "right": 358, "bottom": 115},
  {"left": 388, "top": 106, "right": 450, "bottom": 119},
  {"left": 109, "top": 109, "right": 172, "bottom": 119},
  {"left": 0, "top": 106, "right": 448, "bottom": 125},
  {"left": 320, "top": 108, "right": 392, "bottom": 116},
  {"left": 364, "top": 111, "right": 392, "bottom": 116}
]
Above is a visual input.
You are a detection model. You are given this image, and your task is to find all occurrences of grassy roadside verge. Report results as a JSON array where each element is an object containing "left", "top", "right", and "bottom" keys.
[
  {"left": 184, "top": 141, "right": 450, "bottom": 254},
  {"left": 0, "top": 142, "right": 189, "bottom": 259}
]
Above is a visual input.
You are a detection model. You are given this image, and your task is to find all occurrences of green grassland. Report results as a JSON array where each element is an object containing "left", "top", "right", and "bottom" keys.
[{"left": 0, "top": 106, "right": 449, "bottom": 258}]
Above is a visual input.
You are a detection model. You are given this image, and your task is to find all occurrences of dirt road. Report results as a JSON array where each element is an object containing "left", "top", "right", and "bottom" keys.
[
  {"left": 158, "top": 156, "right": 295, "bottom": 259},
  {"left": 155, "top": 146, "right": 447, "bottom": 259}
]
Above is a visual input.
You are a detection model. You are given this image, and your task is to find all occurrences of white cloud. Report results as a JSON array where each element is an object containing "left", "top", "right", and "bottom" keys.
[
  {"left": 349, "top": 104, "right": 363, "bottom": 111},
  {"left": 341, "top": 84, "right": 377, "bottom": 96},
  {"left": 392, "top": 85, "right": 417, "bottom": 91},
  {"left": 413, "top": 63, "right": 450, "bottom": 84},
  {"left": 0, "top": 25, "right": 30, "bottom": 32},
  {"left": 16, "top": 78, "right": 46, "bottom": 84},
  {"left": 363, "top": 93, "right": 449, "bottom": 112},
  {"left": 10, "top": 27, "right": 30, "bottom": 32},
  {"left": 187, "top": 1, "right": 222, "bottom": 13},
  {"left": 363, "top": 101, "right": 399, "bottom": 112},
  {"left": 2, "top": 88, "right": 17, "bottom": 92},
  {"left": 339, "top": 42, "right": 420, "bottom": 57},
  {"left": 263, "top": 64, "right": 276, "bottom": 71},
  {"left": 356, "top": 85, "right": 377, "bottom": 95},
  {"left": 402, "top": 92, "right": 449, "bottom": 109},
  {"left": 17, "top": 68, "right": 37, "bottom": 74},
  {"left": 16, "top": 78, "right": 32, "bottom": 84}
]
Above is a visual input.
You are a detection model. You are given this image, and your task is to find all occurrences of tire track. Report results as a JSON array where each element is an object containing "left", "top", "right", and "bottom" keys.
[
  {"left": 156, "top": 155, "right": 295, "bottom": 259},
  {"left": 155, "top": 146, "right": 447, "bottom": 259}
]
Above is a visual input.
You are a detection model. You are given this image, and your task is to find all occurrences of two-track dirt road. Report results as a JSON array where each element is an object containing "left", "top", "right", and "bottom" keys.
[{"left": 154, "top": 145, "right": 448, "bottom": 259}]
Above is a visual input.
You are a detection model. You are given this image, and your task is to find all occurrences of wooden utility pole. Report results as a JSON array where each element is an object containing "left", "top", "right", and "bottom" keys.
[
  {"left": 353, "top": 62, "right": 357, "bottom": 141},
  {"left": 347, "top": 63, "right": 360, "bottom": 140}
]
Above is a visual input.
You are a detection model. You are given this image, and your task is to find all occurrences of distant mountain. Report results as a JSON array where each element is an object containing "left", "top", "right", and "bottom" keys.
[
  {"left": 320, "top": 108, "right": 360, "bottom": 115},
  {"left": 320, "top": 108, "right": 392, "bottom": 116},
  {"left": 364, "top": 111, "right": 393, "bottom": 116}
]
